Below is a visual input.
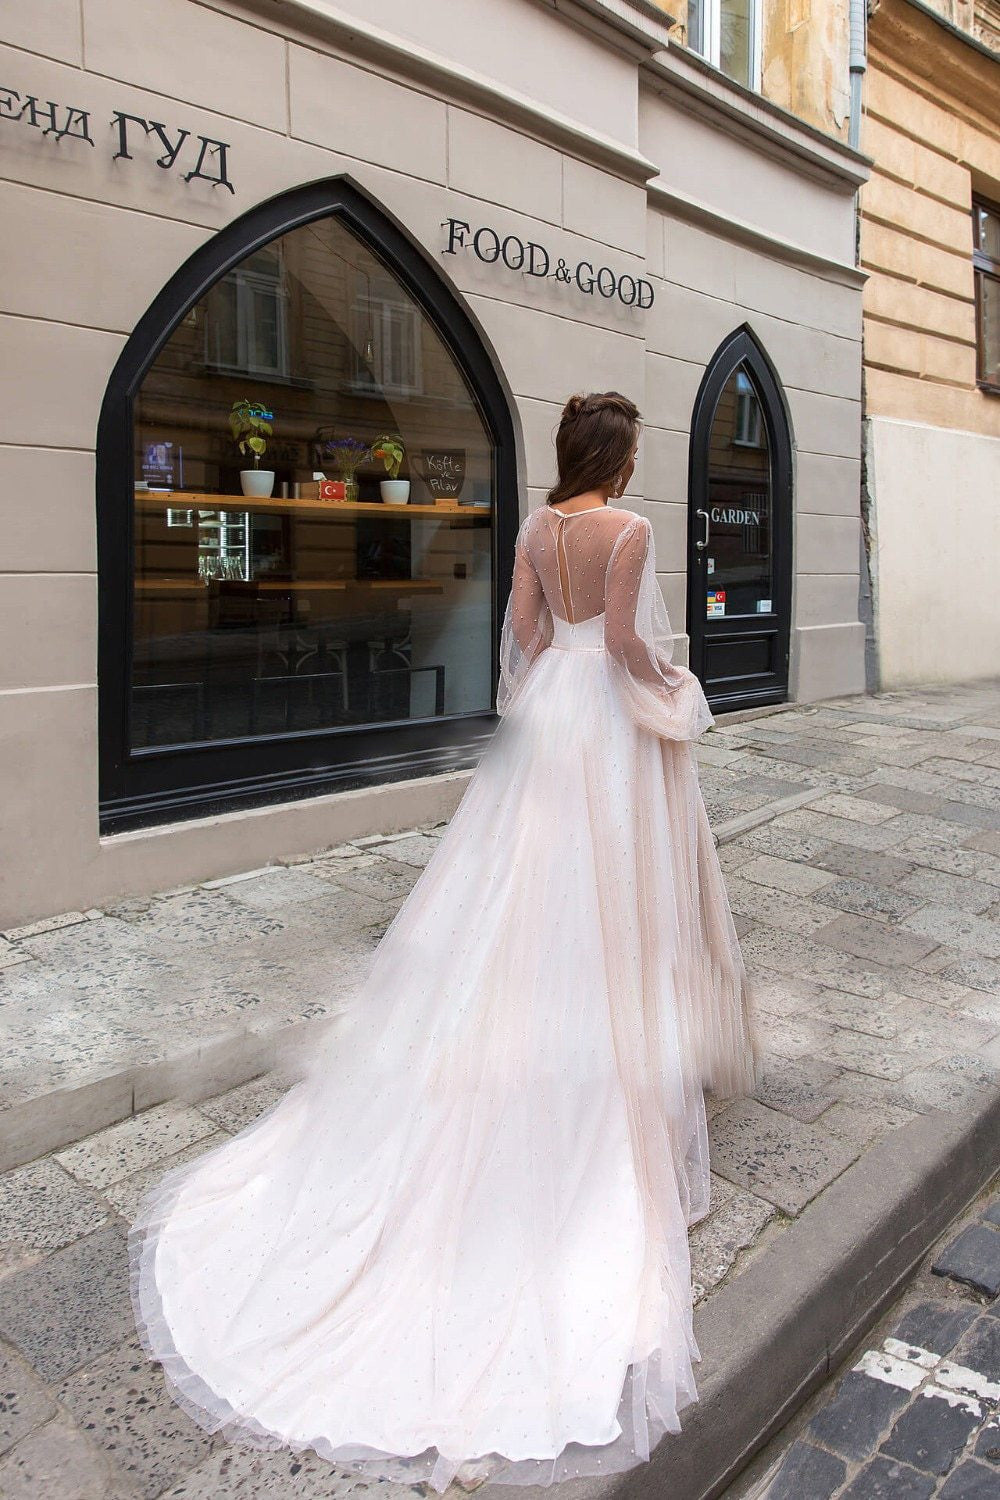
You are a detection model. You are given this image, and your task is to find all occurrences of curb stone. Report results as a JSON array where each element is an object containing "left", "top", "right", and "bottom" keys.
[
  {"left": 0, "top": 1016, "right": 331, "bottom": 1174},
  {"left": 712, "top": 787, "right": 828, "bottom": 845}
]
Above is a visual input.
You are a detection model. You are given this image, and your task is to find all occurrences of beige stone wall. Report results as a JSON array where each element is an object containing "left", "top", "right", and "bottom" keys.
[
  {"left": 866, "top": 416, "right": 1000, "bottom": 685},
  {"left": 760, "top": 0, "right": 853, "bottom": 138},
  {"left": 862, "top": 0, "right": 1000, "bottom": 432},
  {"left": 0, "top": 0, "right": 865, "bottom": 923},
  {"left": 860, "top": 0, "right": 1000, "bottom": 686}
]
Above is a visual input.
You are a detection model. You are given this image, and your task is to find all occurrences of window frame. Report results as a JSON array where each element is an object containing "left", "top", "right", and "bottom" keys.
[
  {"left": 96, "top": 176, "right": 517, "bottom": 834},
  {"left": 687, "top": 326, "right": 793, "bottom": 710},
  {"left": 685, "top": 0, "right": 763, "bottom": 91},
  {"left": 348, "top": 278, "right": 424, "bottom": 398},
  {"left": 204, "top": 260, "right": 291, "bottom": 379},
  {"left": 972, "top": 192, "right": 1000, "bottom": 395},
  {"left": 733, "top": 368, "right": 766, "bottom": 447}
]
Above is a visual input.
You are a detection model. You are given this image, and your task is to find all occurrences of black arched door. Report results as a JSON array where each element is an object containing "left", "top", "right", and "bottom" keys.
[
  {"left": 686, "top": 327, "right": 792, "bottom": 710},
  {"left": 98, "top": 178, "right": 517, "bottom": 832}
]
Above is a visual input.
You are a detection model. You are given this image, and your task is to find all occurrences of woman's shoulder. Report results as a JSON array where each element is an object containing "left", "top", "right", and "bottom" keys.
[
  {"left": 604, "top": 510, "right": 652, "bottom": 571},
  {"left": 607, "top": 506, "right": 650, "bottom": 537}
]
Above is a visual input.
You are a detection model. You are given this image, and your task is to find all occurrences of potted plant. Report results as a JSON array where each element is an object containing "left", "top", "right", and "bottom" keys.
[
  {"left": 371, "top": 435, "right": 409, "bottom": 504},
  {"left": 320, "top": 436, "right": 370, "bottom": 503},
  {"left": 229, "top": 400, "right": 275, "bottom": 497}
]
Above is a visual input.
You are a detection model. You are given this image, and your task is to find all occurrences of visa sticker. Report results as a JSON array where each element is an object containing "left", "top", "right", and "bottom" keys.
[{"left": 707, "top": 589, "right": 726, "bottom": 618}]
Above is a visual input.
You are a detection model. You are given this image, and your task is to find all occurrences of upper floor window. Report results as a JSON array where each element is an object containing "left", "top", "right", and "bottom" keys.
[
  {"left": 973, "top": 194, "right": 1000, "bottom": 393},
  {"left": 349, "top": 272, "right": 423, "bottom": 397},
  {"left": 204, "top": 247, "right": 290, "bottom": 379},
  {"left": 686, "top": 0, "right": 761, "bottom": 90},
  {"left": 733, "top": 369, "right": 765, "bottom": 446}
]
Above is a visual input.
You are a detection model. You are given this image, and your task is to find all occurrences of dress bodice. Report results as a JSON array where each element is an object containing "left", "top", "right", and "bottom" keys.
[
  {"left": 532, "top": 502, "right": 634, "bottom": 625},
  {"left": 550, "top": 611, "right": 607, "bottom": 651}
]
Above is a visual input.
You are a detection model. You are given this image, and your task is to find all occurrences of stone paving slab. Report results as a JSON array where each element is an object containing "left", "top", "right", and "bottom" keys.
[
  {"left": 0, "top": 1159, "right": 108, "bottom": 1279},
  {"left": 0, "top": 1411, "right": 136, "bottom": 1500},
  {"left": 56, "top": 1337, "right": 218, "bottom": 1499},
  {"left": 0, "top": 1222, "right": 133, "bottom": 1382},
  {"left": 1, "top": 680, "right": 1000, "bottom": 1495}
]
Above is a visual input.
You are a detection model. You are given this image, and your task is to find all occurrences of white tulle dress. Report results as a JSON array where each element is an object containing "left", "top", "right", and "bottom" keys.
[{"left": 128, "top": 501, "right": 763, "bottom": 1493}]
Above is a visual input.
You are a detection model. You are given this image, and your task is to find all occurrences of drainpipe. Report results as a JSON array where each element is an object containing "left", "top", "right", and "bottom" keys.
[
  {"left": 850, "top": 0, "right": 878, "bottom": 689},
  {"left": 849, "top": 0, "right": 869, "bottom": 151}
]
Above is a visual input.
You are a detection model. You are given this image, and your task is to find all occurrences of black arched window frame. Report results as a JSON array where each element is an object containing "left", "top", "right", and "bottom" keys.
[
  {"left": 98, "top": 177, "right": 517, "bottom": 833},
  {"left": 686, "top": 324, "right": 793, "bottom": 708}
]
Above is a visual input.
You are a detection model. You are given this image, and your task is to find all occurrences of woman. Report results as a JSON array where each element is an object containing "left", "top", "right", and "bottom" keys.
[{"left": 129, "top": 391, "right": 763, "bottom": 1493}]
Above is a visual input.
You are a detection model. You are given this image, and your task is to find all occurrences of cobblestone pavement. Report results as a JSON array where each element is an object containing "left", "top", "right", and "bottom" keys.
[
  {"left": 727, "top": 1179, "right": 1000, "bottom": 1500},
  {"left": 1, "top": 679, "right": 1000, "bottom": 1496}
]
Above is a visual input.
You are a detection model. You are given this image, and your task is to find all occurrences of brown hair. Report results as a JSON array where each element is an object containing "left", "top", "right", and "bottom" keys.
[{"left": 546, "top": 391, "right": 641, "bottom": 507}]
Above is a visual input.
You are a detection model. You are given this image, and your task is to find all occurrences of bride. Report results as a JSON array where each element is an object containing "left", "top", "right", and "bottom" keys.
[{"left": 129, "top": 390, "right": 763, "bottom": 1493}]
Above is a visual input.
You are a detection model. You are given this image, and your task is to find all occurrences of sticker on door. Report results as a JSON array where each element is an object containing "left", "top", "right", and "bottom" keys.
[{"left": 707, "top": 589, "right": 726, "bottom": 617}]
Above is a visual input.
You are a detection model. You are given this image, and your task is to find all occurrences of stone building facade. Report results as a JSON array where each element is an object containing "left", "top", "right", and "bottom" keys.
[
  {"left": 0, "top": 0, "right": 870, "bottom": 925},
  {"left": 860, "top": 0, "right": 1000, "bottom": 688}
]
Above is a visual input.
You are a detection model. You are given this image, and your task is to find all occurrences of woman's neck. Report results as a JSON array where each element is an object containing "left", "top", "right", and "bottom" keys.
[{"left": 549, "top": 490, "right": 610, "bottom": 514}]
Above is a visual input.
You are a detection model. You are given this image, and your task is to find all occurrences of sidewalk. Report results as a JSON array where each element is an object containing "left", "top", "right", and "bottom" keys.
[{"left": 1, "top": 679, "right": 1000, "bottom": 1498}]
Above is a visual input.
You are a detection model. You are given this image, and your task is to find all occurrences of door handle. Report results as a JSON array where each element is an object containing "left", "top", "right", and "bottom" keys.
[{"left": 695, "top": 509, "right": 710, "bottom": 551}]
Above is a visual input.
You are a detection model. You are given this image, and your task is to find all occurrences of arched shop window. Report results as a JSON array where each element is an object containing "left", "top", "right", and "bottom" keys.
[{"left": 97, "top": 179, "right": 516, "bottom": 832}]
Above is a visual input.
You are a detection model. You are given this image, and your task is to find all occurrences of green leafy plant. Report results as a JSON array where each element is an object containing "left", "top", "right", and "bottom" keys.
[
  {"left": 229, "top": 399, "right": 274, "bottom": 468},
  {"left": 370, "top": 435, "right": 405, "bottom": 480}
]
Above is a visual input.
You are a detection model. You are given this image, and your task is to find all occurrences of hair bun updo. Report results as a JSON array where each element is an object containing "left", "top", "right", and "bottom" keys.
[
  {"left": 547, "top": 391, "right": 642, "bottom": 507},
  {"left": 559, "top": 391, "right": 636, "bottom": 424}
]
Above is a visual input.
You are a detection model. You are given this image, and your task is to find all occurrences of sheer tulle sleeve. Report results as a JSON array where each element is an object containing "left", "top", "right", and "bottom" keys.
[
  {"left": 604, "top": 515, "right": 715, "bottom": 742},
  {"left": 496, "top": 516, "right": 553, "bottom": 716}
]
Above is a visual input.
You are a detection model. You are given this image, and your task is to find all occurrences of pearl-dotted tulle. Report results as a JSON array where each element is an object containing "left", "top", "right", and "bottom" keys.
[{"left": 129, "top": 504, "right": 763, "bottom": 1493}]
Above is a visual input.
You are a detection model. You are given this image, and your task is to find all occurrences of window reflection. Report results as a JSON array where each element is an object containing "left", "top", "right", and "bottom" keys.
[
  {"left": 132, "top": 217, "right": 495, "bottom": 749},
  {"left": 704, "top": 363, "right": 773, "bottom": 620},
  {"left": 686, "top": 0, "right": 705, "bottom": 55},
  {"left": 205, "top": 247, "right": 290, "bottom": 378},
  {"left": 685, "top": 0, "right": 754, "bottom": 87},
  {"left": 720, "top": 0, "right": 752, "bottom": 88}
]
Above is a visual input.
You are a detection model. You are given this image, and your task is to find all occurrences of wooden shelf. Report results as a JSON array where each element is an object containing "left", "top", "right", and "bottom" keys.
[
  {"left": 135, "top": 490, "right": 490, "bottom": 520},
  {"left": 136, "top": 578, "right": 445, "bottom": 594}
]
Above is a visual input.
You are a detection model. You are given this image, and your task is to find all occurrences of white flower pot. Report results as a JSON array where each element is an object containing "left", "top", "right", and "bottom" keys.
[
  {"left": 240, "top": 469, "right": 275, "bottom": 498},
  {"left": 380, "top": 479, "right": 411, "bottom": 505}
]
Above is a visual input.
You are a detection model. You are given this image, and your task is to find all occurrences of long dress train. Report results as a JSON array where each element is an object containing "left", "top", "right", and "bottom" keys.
[{"left": 128, "top": 502, "right": 763, "bottom": 1493}]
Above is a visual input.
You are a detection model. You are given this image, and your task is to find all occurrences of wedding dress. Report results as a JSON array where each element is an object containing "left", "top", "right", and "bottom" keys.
[{"left": 129, "top": 501, "right": 763, "bottom": 1493}]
